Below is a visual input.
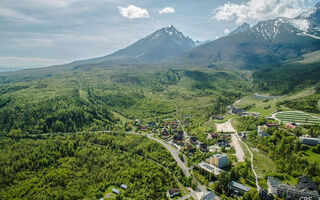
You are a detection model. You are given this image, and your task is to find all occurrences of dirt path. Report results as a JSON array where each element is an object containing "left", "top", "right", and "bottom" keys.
[
  {"left": 215, "top": 119, "right": 236, "bottom": 132},
  {"left": 216, "top": 119, "right": 244, "bottom": 162}
]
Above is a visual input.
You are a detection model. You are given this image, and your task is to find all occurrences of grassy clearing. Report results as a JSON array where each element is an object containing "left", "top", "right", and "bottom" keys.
[
  {"left": 235, "top": 96, "right": 279, "bottom": 117},
  {"left": 302, "top": 149, "right": 320, "bottom": 164}
]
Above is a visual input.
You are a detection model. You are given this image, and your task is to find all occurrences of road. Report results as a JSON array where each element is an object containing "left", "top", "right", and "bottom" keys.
[{"left": 147, "top": 135, "right": 191, "bottom": 177}]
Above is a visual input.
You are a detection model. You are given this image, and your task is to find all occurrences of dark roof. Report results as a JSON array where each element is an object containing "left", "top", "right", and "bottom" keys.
[
  {"left": 200, "top": 143, "right": 207, "bottom": 148},
  {"left": 201, "top": 191, "right": 216, "bottom": 200},
  {"left": 296, "top": 176, "right": 319, "bottom": 191},
  {"left": 190, "top": 136, "right": 198, "bottom": 141},
  {"left": 230, "top": 181, "right": 251, "bottom": 192},
  {"left": 168, "top": 188, "right": 180, "bottom": 195}
]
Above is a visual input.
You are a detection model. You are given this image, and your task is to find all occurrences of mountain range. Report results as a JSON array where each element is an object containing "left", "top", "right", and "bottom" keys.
[{"left": 59, "top": 3, "right": 320, "bottom": 70}]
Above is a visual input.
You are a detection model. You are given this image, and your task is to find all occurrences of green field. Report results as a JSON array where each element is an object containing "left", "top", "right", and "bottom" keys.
[{"left": 273, "top": 111, "right": 320, "bottom": 125}]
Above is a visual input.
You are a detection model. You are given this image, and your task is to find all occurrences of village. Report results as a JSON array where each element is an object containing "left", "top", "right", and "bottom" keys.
[{"left": 114, "top": 104, "right": 320, "bottom": 200}]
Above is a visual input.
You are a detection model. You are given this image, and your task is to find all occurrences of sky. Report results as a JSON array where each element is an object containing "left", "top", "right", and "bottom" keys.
[{"left": 0, "top": 0, "right": 318, "bottom": 68}]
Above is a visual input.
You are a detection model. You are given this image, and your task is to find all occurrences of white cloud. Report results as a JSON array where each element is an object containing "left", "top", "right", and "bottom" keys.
[
  {"left": 0, "top": 7, "right": 43, "bottom": 23},
  {"left": 213, "top": 0, "right": 308, "bottom": 24},
  {"left": 224, "top": 29, "right": 230, "bottom": 34},
  {"left": 159, "top": 7, "right": 175, "bottom": 14},
  {"left": 118, "top": 5, "right": 150, "bottom": 19}
]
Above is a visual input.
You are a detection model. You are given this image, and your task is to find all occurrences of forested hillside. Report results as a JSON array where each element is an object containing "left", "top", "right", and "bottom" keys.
[
  {"left": 0, "top": 132, "right": 181, "bottom": 199},
  {"left": 0, "top": 66, "right": 250, "bottom": 135}
]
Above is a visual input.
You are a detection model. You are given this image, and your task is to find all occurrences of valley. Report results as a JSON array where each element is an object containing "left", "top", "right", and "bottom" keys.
[{"left": 1, "top": 2, "right": 320, "bottom": 200}]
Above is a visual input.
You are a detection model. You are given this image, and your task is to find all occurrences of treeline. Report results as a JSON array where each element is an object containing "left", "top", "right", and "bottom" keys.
[
  {"left": 0, "top": 132, "right": 179, "bottom": 199},
  {"left": 0, "top": 89, "right": 118, "bottom": 135},
  {"left": 253, "top": 62, "right": 320, "bottom": 94},
  {"left": 278, "top": 94, "right": 320, "bottom": 113}
]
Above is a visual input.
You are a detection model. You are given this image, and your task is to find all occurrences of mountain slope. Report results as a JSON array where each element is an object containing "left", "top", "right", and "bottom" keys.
[
  {"left": 178, "top": 4, "right": 320, "bottom": 69},
  {"left": 97, "top": 25, "right": 195, "bottom": 62},
  {"left": 229, "top": 23, "right": 250, "bottom": 35}
]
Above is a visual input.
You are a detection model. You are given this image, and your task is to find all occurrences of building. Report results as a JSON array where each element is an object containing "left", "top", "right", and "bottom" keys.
[
  {"left": 300, "top": 137, "right": 320, "bottom": 146},
  {"left": 120, "top": 184, "right": 128, "bottom": 190},
  {"left": 187, "top": 144, "right": 196, "bottom": 153},
  {"left": 266, "top": 123, "right": 278, "bottom": 128},
  {"left": 231, "top": 106, "right": 245, "bottom": 115},
  {"left": 200, "top": 143, "right": 208, "bottom": 152},
  {"left": 112, "top": 188, "right": 121, "bottom": 195},
  {"left": 166, "top": 188, "right": 180, "bottom": 198},
  {"left": 190, "top": 136, "right": 198, "bottom": 144},
  {"left": 229, "top": 181, "right": 251, "bottom": 196},
  {"left": 211, "top": 133, "right": 219, "bottom": 139},
  {"left": 148, "top": 121, "right": 156, "bottom": 127},
  {"left": 259, "top": 186, "right": 274, "bottom": 200},
  {"left": 286, "top": 123, "right": 297, "bottom": 129},
  {"left": 209, "top": 154, "right": 228, "bottom": 168},
  {"left": 267, "top": 176, "right": 320, "bottom": 200},
  {"left": 197, "top": 162, "right": 223, "bottom": 175},
  {"left": 258, "top": 125, "right": 269, "bottom": 137},
  {"left": 173, "top": 134, "right": 184, "bottom": 144},
  {"left": 217, "top": 139, "right": 230, "bottom": 147},
  {"left": 201, "top": 191, "right": 217, "bottom": 200},
  {"left": 140, "top": 126, "right": 147, "bottom": 131}
]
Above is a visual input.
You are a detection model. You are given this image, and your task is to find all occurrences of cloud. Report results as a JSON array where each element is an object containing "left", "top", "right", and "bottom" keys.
[
  {"left": 159, "top": 7, "right": 175, "bottom": 14},
  {"left": 213, "top": 0, "right": 308, "bottom": 24},
  {"left": 118, "top": 5, "right": 150, "bottom": 19},
  {"left": 0, "top": 7, "right": 43, "bottom": 23},
  {"left": 224, "top": 29, "right": 230, "bottom": 34}
]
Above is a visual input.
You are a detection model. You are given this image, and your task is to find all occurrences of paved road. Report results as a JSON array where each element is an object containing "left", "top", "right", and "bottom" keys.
[{"left": 147, "top": 135, "right": 191, "bottom": 177}]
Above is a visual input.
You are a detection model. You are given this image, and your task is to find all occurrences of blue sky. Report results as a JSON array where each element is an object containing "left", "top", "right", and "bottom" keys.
[{"left": 0, "top": 0, "right": 318, "bottom": 68}]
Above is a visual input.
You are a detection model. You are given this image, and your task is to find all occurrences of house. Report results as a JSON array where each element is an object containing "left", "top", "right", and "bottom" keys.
[
  {"left": 231, "top": 106, "right": 245, "bottom": 114},
  {"left": 217, "top": 139, "right": 230, "bottom": 147},
  {"left": 210, "top": 133, "right": 219, "bottom": 139},
  {"left": 200, "top": 143, "right": 208, "bottom": 152},
  {"left": 120, "top": 184, "right": 128, "bottom": 190},
  {"left": 148, "top": 121, "right": 156, "bottom": 128},
  {"left": 258, "top": 125, "right": 269, "bottom": 137},
  {"left": 112, "top": 188, "right": 121, "bottom": 195},
  {"left": 286, "top": 122, "right": 297, "bottom": 129},
  {"left": 201, "top": 191, "right": 217, "bottom": 200},
  {"left": 267, "top": 176, "right": 320, "bottom": 200},
  {"left": 166, "top": 188, "right": 180, "bottom": 198},
  {"left": 221, "top": 134, "right": 230, "bottom": 139},
  {"left": 162, "top": 133, "right": 170, "bottom": 139},
  {"left": 173, "top": 134, "right": 184, "bottom": 144},
  {"left": 214, "top": 116, "right": 224, "bottom": 120},
  {"left": 140, "top": 126, "right": 147, "bottom": 131},
  {"left": 300, "top": 137, "right": 320, "bottom": 146},
  {"left": 239, "top": 132, "right": 249, "bottom": 139},
  {"left": 229, "top": 181, "right": 251, "bottom": 196},
  {"left": 190, "top": 136, "right": 198, "bottom": 144},
  {"left": 266, "top": 123, "right": 278, "bottom": 128},
  {"left": 187, "top": 144, "right": 196, "bottom": 153},
  {"left": 209, "top": 154, "right": 228, "bottom": 168},
  {"left": 162, "top": 127, "right": 168, "bottom": 134}
]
